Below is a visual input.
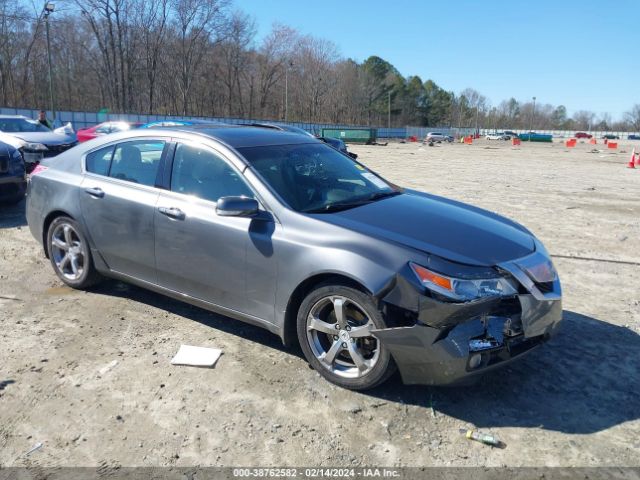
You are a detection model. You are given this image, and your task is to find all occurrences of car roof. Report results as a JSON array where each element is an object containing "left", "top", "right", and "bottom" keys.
[
  {"left": 155, "top": 124, "right": 320, "bottom": 148},
  {"left": 0, "top": 115, "right": 29, "bottom": 119}
]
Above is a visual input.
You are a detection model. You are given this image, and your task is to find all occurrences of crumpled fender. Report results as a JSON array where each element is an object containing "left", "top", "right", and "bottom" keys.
[{"left": 379, "top": 272, "right": 503, "bottom": 328}]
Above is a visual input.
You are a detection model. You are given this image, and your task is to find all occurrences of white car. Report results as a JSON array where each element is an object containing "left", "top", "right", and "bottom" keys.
[
  {"left": 486, "top": 132, "right": 511, "bottom": 140},
  {"left": 425, "top": 132, "right": 453, "bottom": 143}
]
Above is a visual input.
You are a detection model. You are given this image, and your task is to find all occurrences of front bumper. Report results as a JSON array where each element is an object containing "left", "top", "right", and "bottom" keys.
[
  {"left": 22, "top": 142, "right": 78, "bottom": 164},
  {"left": 375, "top": 259, "right": 562, "bottom": 386}
]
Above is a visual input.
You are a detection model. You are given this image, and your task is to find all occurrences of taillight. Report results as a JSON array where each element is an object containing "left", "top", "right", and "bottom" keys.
[{"left": 30, "top": 164, "right": 49, "bottom": 176}]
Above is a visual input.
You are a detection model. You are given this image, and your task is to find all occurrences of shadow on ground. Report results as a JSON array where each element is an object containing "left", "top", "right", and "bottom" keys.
[
  {"left": 368, "top": 311, "right": 640, "bottom": 435},
  {"left": 0, "top": 199, "right": 26, "bottom": 228},
  {"left": 92, "top": 280, "right": 639, "bottom": 435},
  {"left": 93, "top": 280, "right": 289, "bottom": 354}
]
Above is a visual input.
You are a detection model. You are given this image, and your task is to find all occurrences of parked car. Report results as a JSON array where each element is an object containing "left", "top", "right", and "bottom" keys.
[
  {"left": 77, "top": 121, "right": 142, "bottom": 143},
  {"left": 574, "top": 132, "right": 592, "bottom": 139},
  {"left": 628, "top": 134, "right": 640, "bottom": 140},
  {"left": 249, "top": 123, "right": 358, "bottom": 159},
  {"left": 485, "top": 132, "right": 510, "bottom": 140},
  {"left": 503, "top": 130, "right": 519, "bottom": 137},
  {"left": 425, "top": 132, "right": 453, "bottom": 143},
  {"left": 0, "top": 140, "right": 26, "bottom": 204},
  {"left": 602, "top": 134, "right": 620, "bottom": 140},
  {"left": 0, "top": 115, "right": 77, "bottom": 171},
  {"left": 26, "top": 126, "right": 562, "bottom": 390}
]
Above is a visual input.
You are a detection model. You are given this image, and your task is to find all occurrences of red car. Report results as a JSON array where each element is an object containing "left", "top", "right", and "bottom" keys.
[
  {"left": 574, "top": 132, "right": 592, "bottom": 139},
  {"left": 76, "top": 121, "right": 141, "bottom": 143}
]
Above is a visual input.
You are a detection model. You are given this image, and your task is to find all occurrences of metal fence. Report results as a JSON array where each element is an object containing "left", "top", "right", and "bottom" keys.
[{"left": 2, "top": 106, "right": 638, "bottom": 140}]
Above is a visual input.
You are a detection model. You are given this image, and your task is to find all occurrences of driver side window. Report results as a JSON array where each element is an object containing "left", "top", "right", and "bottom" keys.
[{"left": 170, "top": 143, "right": 253, "bottom": 203}]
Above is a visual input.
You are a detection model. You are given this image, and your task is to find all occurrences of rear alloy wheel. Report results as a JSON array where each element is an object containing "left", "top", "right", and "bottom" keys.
[
  {"left": 47, "top": 216, "right": 102, "bottom": 289},
  {"left": 297, "top": 284, "right": 395, "bottom": 390}
]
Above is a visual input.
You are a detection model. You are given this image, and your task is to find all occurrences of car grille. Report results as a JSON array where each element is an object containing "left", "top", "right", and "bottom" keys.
[{"left": 42, "top": 142, "right": 77, "bottom": 157}]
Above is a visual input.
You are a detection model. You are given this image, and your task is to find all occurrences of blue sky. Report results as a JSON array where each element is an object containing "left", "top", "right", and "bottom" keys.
[{"left": 234, "top": 0, "right": 639, "bottom": 120}]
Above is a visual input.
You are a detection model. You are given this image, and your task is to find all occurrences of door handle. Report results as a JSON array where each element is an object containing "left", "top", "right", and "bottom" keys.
[
  {"left": 158, "top": 206, "right": 185, "bottom": 220},
  {"left": 84, "top": 187, "right": 104, "bottom": 198}
]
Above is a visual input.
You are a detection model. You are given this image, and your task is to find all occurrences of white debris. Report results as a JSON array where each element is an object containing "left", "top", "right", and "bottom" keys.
[
  {"left": 170, "top": 345, "right": 222, "bottom": 368},
  {"left": 98, "top": 360, "right": 118, "bottom": 375}
]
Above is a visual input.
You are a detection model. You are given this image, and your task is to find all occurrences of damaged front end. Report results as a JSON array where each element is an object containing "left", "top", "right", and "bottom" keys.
[{"left": 373, "top": 249, "right": 562, "bottom": 386}]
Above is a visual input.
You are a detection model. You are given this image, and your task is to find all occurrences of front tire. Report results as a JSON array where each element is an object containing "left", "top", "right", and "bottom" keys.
[
  {"left": 297, "top": 283, "right": 396, "bottom": 390},
  {"left": 46, "top": 216, "right": 102, "bottom": 289}
]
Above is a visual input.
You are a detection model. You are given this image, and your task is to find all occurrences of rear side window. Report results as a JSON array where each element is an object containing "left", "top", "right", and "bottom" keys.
[
  {"left": 109, "top": 140, "right": 165, "bottom": 187},
  {"left": 170, "top": 143, "right": 253, "bottom": 203},
  {"left": 85, "top": 145, "right": 114, "bottom": 176}
]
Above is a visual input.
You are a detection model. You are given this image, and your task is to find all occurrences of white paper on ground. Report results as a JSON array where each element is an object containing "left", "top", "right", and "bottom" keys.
[{"left": 170, "top": 345, "right": 222, "bottom": 368}]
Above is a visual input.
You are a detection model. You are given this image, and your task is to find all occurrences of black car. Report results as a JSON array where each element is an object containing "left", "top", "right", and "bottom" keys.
[
  {"left": 0, "top": 141, "right": 27, "bottom": 204},
  {"left": 602, "top": 134, "right": 620, "bottom": 140},
  {"left": 628, "top": 134, "right": 640, "bottom": 140}
]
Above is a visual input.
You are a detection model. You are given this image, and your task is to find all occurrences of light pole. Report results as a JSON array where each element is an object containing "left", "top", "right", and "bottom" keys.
[
  {"left": 284, "top": 60, "right": 293, "bottom": 122},
  {"left": 43, "top": 2, "right": 56, "bottom": 123},
  {"left": 474, "top": 103, "right": 479, "bottom": 136},
  {"left": 530, "top": 96, "right": 536, "bottom": 133}
]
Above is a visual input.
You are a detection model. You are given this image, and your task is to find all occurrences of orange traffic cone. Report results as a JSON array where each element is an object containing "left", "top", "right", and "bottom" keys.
[{"left": 627, "top": 148, "right": 636, "bottom": 168}]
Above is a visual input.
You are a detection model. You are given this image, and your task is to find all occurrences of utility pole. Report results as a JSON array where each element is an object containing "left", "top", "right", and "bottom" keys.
[{"left": 43, "top": 2, "right": 56, "bottom": 123}]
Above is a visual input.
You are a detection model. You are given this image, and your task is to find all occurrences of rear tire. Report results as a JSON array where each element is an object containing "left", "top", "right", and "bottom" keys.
[
  {"left": 297, "top": 283, "right": 396, "bottom": 390},
  {"left": 46, "top": 216, "right": 102, "bottom": 289}
]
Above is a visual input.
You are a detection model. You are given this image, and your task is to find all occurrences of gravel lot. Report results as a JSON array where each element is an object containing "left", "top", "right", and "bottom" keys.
[{"left": 1, "top": 138, "right": 639, "bottom": 468}]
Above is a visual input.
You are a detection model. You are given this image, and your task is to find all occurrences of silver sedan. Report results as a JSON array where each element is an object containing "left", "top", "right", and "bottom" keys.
[{"left": 26, "top": 125, "right": 562, "bottom": 390}]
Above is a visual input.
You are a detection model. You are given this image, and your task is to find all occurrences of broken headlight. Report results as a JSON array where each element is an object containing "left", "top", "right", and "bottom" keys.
[
  {"left": 514, "top": 253, "right": 557, "bottom": 284},
  {"left": 409, "top": 262, "right": 517, "bottom": 302},
  {"left": 22, "top": 142, "right": 48, "bottom": 152}
]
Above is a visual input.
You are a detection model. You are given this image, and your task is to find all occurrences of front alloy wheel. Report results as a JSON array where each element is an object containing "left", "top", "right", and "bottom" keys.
[{"left": 297, "top": 284, "right": 395, "bottom": 390}]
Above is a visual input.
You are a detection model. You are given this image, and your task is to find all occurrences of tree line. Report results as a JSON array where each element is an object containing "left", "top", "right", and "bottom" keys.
[{"left": 2, "top": 0, "right": 640, "bottom": 131}]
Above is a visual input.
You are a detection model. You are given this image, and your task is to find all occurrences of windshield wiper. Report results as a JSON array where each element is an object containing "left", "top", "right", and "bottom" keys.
[
  {"left": 366, "top": 190, "right": 402, "bottom": 201},
  {"left": 305, "top": 201, "right": 369, "bottom": 213},
  {"left": 305, "top": 191, "right": 402, "bottom": 214}
]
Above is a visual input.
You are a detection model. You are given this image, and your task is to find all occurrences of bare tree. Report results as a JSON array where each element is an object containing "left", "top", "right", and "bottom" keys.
[
  {"left": 625, "top": 104, "right": 640, "bottom": 132},
  {"left": 171, "top": 0, "right": 226, "bottom": 115}
]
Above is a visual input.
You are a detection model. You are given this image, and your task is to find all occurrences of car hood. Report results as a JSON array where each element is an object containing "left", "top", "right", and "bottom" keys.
[
  {"left": 2, "top": 131, "right": 76, "bottom": 145},
  {"left": 317, "top": 191, "right": 535, "bottom": 266}
]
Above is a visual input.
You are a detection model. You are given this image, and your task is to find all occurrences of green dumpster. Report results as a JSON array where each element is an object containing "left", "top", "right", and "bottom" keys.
[{"left": 321, "top": 128, "right": 377, "bottom": 144}]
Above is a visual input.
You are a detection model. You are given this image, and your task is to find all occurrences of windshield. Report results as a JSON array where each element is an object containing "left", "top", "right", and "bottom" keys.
[
  {"left": 0, "top": 117, "right": 51, "bottom": 133},
  {"left": 238, "top": 143, "right": 399, "bottom": 213}
]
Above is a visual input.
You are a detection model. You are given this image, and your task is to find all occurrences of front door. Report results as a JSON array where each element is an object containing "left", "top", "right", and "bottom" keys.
[{"left": 154, "top": 141, "right": 265, "bottom": 316}]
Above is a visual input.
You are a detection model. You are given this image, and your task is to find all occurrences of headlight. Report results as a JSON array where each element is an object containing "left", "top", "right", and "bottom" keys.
[
  {"left": 409, "top": 262, "right": 517, "bottom": 302},
  {"left": 514, "top": 252, "right": 557, "bottom": 283},
  {"left": 23, "top": 142, "right": 48, "bottom": 151}
]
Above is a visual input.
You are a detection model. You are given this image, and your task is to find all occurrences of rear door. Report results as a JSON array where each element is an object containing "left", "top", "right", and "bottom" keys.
[
  {"left": 80, "top": 138, "right": 169, "bottom": 283},
  {"left": 154, "top": 140, "right": 269, "bottom": 317}
]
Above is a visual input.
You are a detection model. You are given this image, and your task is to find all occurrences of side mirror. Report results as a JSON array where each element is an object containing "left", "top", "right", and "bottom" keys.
[{"left": 216, "top": 196, "right": 259, "bottom": 217}]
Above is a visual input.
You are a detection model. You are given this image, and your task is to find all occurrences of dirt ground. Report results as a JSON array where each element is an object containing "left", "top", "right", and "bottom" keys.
[{"left": 1, "top": 138, "right": 639, "bottom": 468}]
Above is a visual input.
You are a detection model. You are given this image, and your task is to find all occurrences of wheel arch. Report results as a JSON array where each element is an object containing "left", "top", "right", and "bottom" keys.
[{"left": 281, "top": 272, "right": 373, "bottom": 348}]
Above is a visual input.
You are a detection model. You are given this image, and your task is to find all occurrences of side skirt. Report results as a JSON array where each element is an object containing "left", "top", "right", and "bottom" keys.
[{"left": 98, "top": 265, "right": 283, "bottom": 339}]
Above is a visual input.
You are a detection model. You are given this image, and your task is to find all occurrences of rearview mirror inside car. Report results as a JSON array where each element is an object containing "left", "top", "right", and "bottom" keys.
[{"left": 216, "top": 196, "right": 259, "bottom": 217}]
